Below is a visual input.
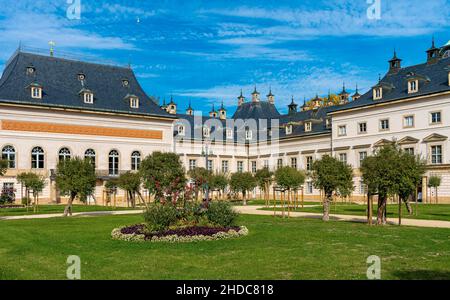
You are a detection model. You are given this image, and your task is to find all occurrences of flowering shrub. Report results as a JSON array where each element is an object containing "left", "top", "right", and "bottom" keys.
[
  {"left": 143, "top": 204, "right": 178, "bottom": 232},
  {"left": 111, "top": 224, "right": 248, "bottom": 243}
]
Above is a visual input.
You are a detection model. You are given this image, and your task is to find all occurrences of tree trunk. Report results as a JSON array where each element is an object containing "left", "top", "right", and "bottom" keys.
[
  {"left": 398, "top": 196, "right": 402, "bottom": 226},
  {"left": 367, "top": 193, "right": 372, "bottom": 225},
  {"left": 322, "top": 193, "right": 332, "bottom": 221},
  {"left": 243, "top": 191, "right": 247, "bottom": 206},
  {"left": 436, "top": 187, "right": 438, "bottom": 204},
  {"left": 63, "top": 192, "right": 76, "bottom": 216},
  {"left": 377, "top": 195, "right": 387, "bottom": 225},
  {"left": 404, "top": 194, "right": 413, "bottom": 215}
]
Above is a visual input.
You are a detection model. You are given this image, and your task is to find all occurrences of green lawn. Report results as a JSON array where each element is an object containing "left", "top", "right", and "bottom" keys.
[
  {"left": 1, "top": 214, "right": 449, "bottom": 279},
  {"left": 261, "top": 203, "right": 450, "bottom": 222},
  {"left": 0, "top": 204, "right": 139, "bottom": 217}
]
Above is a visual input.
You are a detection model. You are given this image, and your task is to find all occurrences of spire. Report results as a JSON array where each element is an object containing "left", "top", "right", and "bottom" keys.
[
  {"left": 427, "top": 35, "right": 440, "bottom": 64},
  {"left": 267, "top": 86, "right": 275, "bottom": 104},
  {"left": 237, "top": 89, "right": 245, "bottom": 106},
  {"left": 209, "top": 103, "right": 218, "bottom": 118},
  {"left": 288, "top": 95, "right": 297, "bottom": 115},
  {"left": 218, "top": 101, "right": 227, "bottom": 120},
  {"left": 352, "top": 83, "right": 361, "bottom": 100},
  {"left": 251, "top": 85, "right": 260, "bottom": 102},
  {"left": 388, "top": 49, "right": 402, "bottom": 73}
]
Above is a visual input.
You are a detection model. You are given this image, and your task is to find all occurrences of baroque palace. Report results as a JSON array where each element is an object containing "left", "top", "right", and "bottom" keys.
[{"left": 1, "top": 39, "right": 450, "bottom": 203}]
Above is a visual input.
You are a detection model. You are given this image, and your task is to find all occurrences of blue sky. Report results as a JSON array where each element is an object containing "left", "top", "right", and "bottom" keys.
[{"left": 0, "top": 0, "right": 449, "bottom": 115}]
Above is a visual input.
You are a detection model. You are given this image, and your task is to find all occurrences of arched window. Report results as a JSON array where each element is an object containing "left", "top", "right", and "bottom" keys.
[
  {"left": 131, "top": 151, "right": 141, "bottom": 171},
  {"left": 31, "top": 147, "right": 44, "bottom": 169},
  {"left": 109, "top": 150, "right": 119, "bottom": 176},
  {"left": 58, "top": 147, "right": 71, "bottom": 162},
  {"left": 84, "top": 149, "right": 96, "bottom": 168},
  {"left": 2, "top": 145, "right": 16, "bottom": 168}
]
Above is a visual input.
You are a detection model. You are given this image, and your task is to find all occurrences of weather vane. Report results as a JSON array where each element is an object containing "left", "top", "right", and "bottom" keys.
[{"left": 48, "top": 41, "right": 56, "bottom": 57}]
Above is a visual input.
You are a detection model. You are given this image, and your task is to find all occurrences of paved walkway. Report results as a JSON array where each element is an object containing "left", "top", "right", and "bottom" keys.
[
  {"left": 0, "top": 209, "right": 143, "bottom": 221},
  {"left": 234, "top": 205, "right": 450, "bottom": 229},
  {"left": 2, "top": 205, "right": 450, "bottom": 229}
]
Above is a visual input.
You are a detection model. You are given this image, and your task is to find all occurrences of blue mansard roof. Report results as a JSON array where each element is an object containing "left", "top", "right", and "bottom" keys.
[{"left": 0, "top": 50, "right": 173, "bottom": 119}]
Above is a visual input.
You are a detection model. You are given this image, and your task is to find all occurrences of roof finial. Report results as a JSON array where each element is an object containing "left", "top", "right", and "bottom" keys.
[
  {"left": 240, "top": 89, "right": 243, "bottom": 97},
  {"left": 355, "top": 83, "right": 359, "bottom": 92},
  {"left": 432, "top": 35, "right": 436, "bottom": 48}
]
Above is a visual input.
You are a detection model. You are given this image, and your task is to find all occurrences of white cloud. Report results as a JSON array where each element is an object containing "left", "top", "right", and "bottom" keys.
[
  {"left": 202, "top": 0, "right": 450, "bottom": 38},
  {"left": 0, "top": 12, "right": 136, "bottom": 52},
  {"left": 175, "top": 64, "right": 374, "bottom": 111}
]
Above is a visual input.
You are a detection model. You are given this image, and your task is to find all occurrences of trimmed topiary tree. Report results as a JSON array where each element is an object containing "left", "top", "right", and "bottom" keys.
[
  {"left": 428, "top": 175, "right": 441, "bottom": 204},
  {"left": 311, "top": 155, "right": 353, "bottom": 221},
  {"left": 229, "top": 172, "right": 257, "bottom": 205},
  {"left": 55, "top": 157, "right": 97, "bottom": 216}
]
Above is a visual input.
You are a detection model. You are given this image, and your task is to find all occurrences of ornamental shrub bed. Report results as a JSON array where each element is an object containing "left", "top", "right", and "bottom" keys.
[
  {"left": 0, "top": 204, "right": 25, "bottom": 209},
  {"left": 111, "top": 224, "right": 249, "bottom": 243}
]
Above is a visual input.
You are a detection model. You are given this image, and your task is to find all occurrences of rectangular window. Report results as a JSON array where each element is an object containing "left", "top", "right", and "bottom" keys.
[
  {"left": 31, "top": 87, "right": 41, "bottom": 99},
  {"left": 290, "top": 157, "right": 297, "bottom": 169},
  {"left": 359, "top": 151, "right": 367, "bottom": 167},
  {"left": 431, "top": 112, "right": 442, "bottom": 124},
  {"left": 403, "top": 115, "right": 414, "bottom": 128},
  {"left": 380, "top": 119, "right": 389, "bottom": 130},
  {"left": 203, "top": 127, "right": 210, "bottom": 137},
  {"left": 339, "top": 153, "right": 347, "bottom": 164},
  {"left": 2, "top": 182, "right": 15, "bottom": 201},
  {"left": 338, "top": 125, "right": 346, "bottom": 136},
  {"left": 237, "top": 161, "right": 244, "bottom": 172},
  {"left": 358, "top": 122, "right": 367, "bottom": 134},
  {"left": 404, "top": 147, "right": 414, "bottom": 155},
  {"left": 251, "top": 161, "right": 257, "bottom": 173},
  {"left": 263, "top": 160, "right": 269, "bottom": 169},
  {"left": 431, "top": 145, "right": 443, "bottom": 164},
  {"left": 360, "top": 181, "right": 368, "bottom": 195},
  {"left": 221, "top": 160, "right": 229, "bottom": 173},
  {"left": 207, "top": 160, "right": 213, "bottom": 171},
  {"left": 306, "top": 156, "right": 313, "bottom": 171},
  {"left": 189, "top": 159, "right": 196, "bottom": 170},
  {"left": 325, "top": 118, "right": 331, "bottom": 129},
  {"left": 130, "top": 98, "right": 139, "bottom": 108},
  {"left": 306, "top": 182, "right": 313, "bottom": 194},
  {"left": 277, "top": 158, "right": 283, "bottom": 169}
]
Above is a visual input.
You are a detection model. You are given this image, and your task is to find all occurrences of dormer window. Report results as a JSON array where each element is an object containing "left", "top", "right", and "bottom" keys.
[
  {"left": 448, "top": 71, "right": 450, "bottom": 86},
  {"left": 286, "top": 125, "right": 293, "bottom": 135},
  {"left": 373, "top": 87, "right": 382, "bottom": 100},
  {"left": 122, "top": 79, "right": 129, "bottom": 87},
  {"left": 78, "top": 73, "right": 86, "bottom": 81},
  {"left": 26, "top": 66, "right": 35, "bottom": 75},
  {"left": 226, "top": 128, "right": 233, "bottom": 139},
  {"left": 178, "top": 125, "right": 185, "bottom": 136},
  {"left": 31, "top": 86, "right": 42, "bottom": 99},
  {"left": 84, "top": 92, "right": 93, "bottom": 104},
  {"left": 305, "top": 122, "right": 312, "bottom": 132},
  {"left": 325, "top": 118, "right": 331, "bottom": 129},
  {"left": 408, "top": 80, "right": 419, "bottom": 94},
  {"left": 203, "top": 127, "right": 210, "bottom": 138},
  {"left": 130, "top": 97, "right": 139, "bottom": 108},
  {"left": 245, "top": 129, "right": 252, "bottom": 140}
]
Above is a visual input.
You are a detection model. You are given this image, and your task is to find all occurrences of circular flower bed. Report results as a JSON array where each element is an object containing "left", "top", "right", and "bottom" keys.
[{"left": 111, "top": 224, "right": 249, "bottom": 243}]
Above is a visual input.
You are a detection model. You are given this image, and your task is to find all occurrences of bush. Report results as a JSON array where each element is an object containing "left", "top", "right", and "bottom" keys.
[
  {"left": 143, "top": 204, "right": 178, "bottom": 232},
  {"left": 205, "top": 201, "right": 238, "bottom": 227}
]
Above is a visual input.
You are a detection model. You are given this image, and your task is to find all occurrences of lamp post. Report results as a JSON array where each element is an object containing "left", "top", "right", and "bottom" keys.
[{"left": 201, "top": 139, "right": 213, "bottom": 202}]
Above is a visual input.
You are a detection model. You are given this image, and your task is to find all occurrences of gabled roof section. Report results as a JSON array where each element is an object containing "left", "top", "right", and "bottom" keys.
[
  {"left": 232, "top": 101, "right": 280, "bottom": 120},
  {"left": 0, "top": 50, "right": 173, "bottom": 119},
  {"left": 423, "top": 133, "right": 448, "bottom": 142},
  {"left": 398, "top": 136, "right": 420, "bottom": 145}
]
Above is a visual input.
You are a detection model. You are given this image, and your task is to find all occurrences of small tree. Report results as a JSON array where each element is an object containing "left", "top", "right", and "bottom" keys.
[
  {"left": 275, "top": 166, "right": 305, "bottom": 208},
  {"left": 209, "top": 173, "right": 229, "bottom": 200},
  {"left": 229, "top": 172, "right": 256, "bottom": 205},
  {"left": 116, "top": 171, "right": 145, "bottom": 208},
  {"left": 140, "top": 151, "right": 186, "bottom": 205},
  {"left": 55, "top": 157, "right": 97, "bottom": 216},
  {"left": 311, "top": 155, "right": 353, "bottom": 221},
  {"left": 16, "top": 172, "right": 45, "bottom": 211},
  {"left": 187, "top": 167, "right": 211, "bottom": 201},
  {"left": 255, "top": 168, "right": 273, "bottom": 206},
  {"left": 0, "top": 159, "right": 8, "bottom": 176},
  {"left": 428, "top": 175, "right": 441, "bottom": 204},
  {"left": 28, "top": 174, "right": 45, "bottom": 212}
]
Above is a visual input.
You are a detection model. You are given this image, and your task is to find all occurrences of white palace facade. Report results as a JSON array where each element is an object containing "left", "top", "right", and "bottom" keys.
[{"left": 1, "top": 40, "right": 450, "bottom": 204}]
